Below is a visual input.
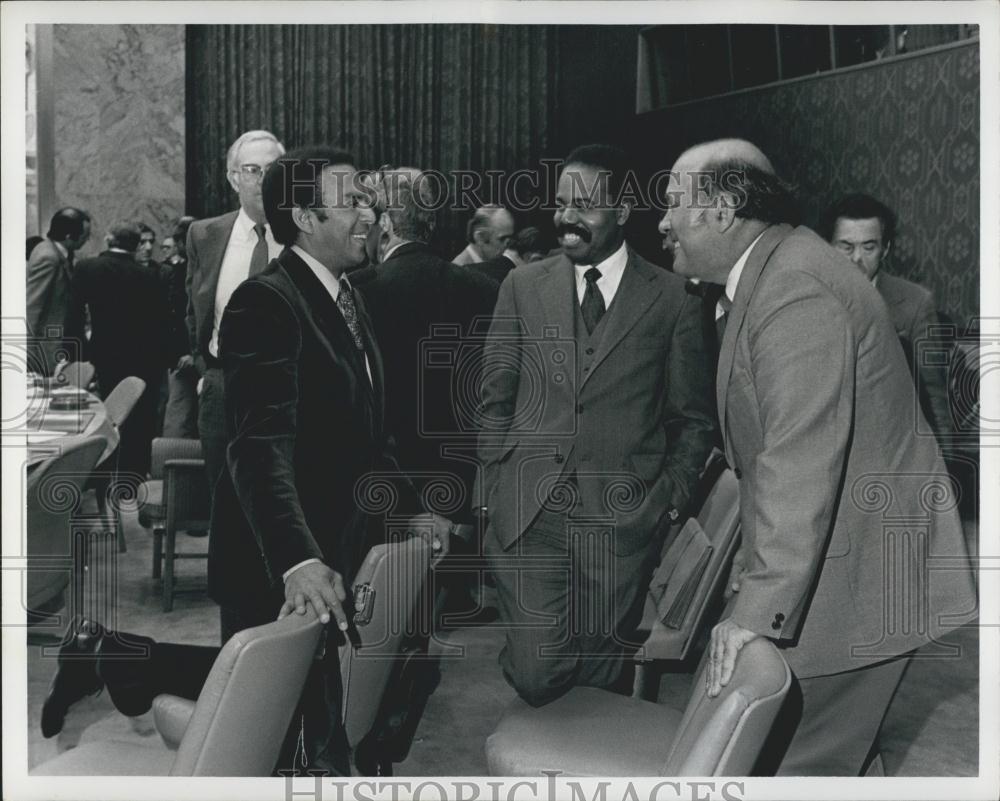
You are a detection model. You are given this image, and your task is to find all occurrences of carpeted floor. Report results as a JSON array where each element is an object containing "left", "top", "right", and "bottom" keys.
[{"left": 26, "top": 502, "right": 981, "bottom": 777}]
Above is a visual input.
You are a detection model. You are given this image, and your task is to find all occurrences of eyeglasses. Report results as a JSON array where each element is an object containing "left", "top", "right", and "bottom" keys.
[{"left": 233, "top": 164, "right": 266, "bottom": 183}]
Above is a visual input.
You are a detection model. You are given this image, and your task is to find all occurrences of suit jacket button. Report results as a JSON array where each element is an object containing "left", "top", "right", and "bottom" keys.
[
  {"left": 554, "top": 455, "right": 565, "bottom": 464},
  {"left": 771, "top": 619, "right": 781, "bottom": 631},
  {"left": 585, "top": 347, "right": 595, "bottom": 355}
]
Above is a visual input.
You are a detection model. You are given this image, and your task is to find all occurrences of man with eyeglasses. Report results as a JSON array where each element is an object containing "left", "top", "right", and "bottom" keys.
[{"left": 185, "top": 129, "right": 285, "bottom": 495}]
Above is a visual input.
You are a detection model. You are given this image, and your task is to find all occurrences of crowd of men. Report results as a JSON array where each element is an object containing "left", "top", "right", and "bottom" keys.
[{"left": 31, "top": 130, "right": 974, "bottom": 777}]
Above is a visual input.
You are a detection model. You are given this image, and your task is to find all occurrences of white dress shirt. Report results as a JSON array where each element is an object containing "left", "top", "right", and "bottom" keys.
[
  {"left": 209, "top": 208, "right": 282, "bottom": 357},
  {"left": 452, "top": 243, "right": 482, "bottom": 266},
  {"left": 716, "top": 231, "right": 766, "bottom": 321},
  {"left": 574, "top": 241, "right": 629, "bottom": 308}
]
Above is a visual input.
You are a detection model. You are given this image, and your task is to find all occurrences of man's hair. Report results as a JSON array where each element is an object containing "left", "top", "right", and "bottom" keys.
[
  {"left": 511, "top": 226, "right": 548, "bottom": 257},
  {"left": 136, "top": 222, "right": 155, "bottom": 240},
  {"left": 382, "top": 170, "right": 438, "bottom": 244},
  {"left": 263, "top": 146, "right": 356, "bottom": 246},
  {"left": 47, "top": 207, "right": 90, "bottom": 242},
  {"left": 818, "top": 193, "right": 897, "bottom": 246},
  {"left": 107, "top": 221, "right": 141, "bottom": 253},
  {"left": 563, "top": 143, "right": 631, "bottom": 203},
  {"left": 226, "top": 130, "right": 285, "bottom": 172},
  {"left": 173, "top": 215, "right": 196, "bottom": 256},
  {"left": 466, "top": 205, "right": 510, "bottom": 245},
  {"left": 699, "top": 158, "right": 798, "bottom": 226}
]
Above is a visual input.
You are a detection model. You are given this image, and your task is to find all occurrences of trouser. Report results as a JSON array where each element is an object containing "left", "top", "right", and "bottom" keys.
[
  {"left": 162, "top": 366, "right": 199, "bottom": 439},
  {"left": 97, "top": 603, "right": 350, "bottom": 775},
  {"left": 486, "top": 503, "right": 657, "bottom": 708},
  {"left": 755, "top": 653, "right": 912, "bottom": 776},
  {"left": 197, "top": 366, "right": 227, "bottom": 497}
]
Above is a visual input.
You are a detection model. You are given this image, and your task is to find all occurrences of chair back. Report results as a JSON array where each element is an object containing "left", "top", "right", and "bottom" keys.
[
  {"left": 26, "top": 436, "right": 107, "bottom": 610},
  {"left": 53, "top": 361, "right": 95, "bottom": 390},
  {"left": 661, "top": 638, "right": 791, "bottom": 775},
  {"left": 169, "top": 610, "right": 323, "bottom": 776},
  {"left": 103, "top": 376, "right": 147, "bottom": 428},
  {"left": 340, "top": 537, "right": 432, "bottom": 747},
  {"left": 149, "top": 437, "right": 203, "bottom": 480}
]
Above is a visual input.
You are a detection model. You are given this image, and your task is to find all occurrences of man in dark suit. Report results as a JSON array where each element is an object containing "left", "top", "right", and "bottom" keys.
[
  {"left": 185, "top": 130, "right": 285, "bottom": 491},
  {"left": 354, "top": 168, "right": 499, "bottom": 524},
  {"left": 475, "top": 144, "right": 716, "bottom": 706},
  {"left": 26, "top": 207, "right": 91, "bottom": 375},
  {"left": 41, "top": 148, "right": 449, "bottom": 772},
  {"left": 660, "top": 139, "right": 976, "bottom": 775},
  {"left": 819, "top": 193, "right": 952, "bottom": 437},
  {"left": 161, "top": 216, "right": 199, "bottom": 438},
  {"left": 71, "top": 221, "right": 168, "bottom": 475}
]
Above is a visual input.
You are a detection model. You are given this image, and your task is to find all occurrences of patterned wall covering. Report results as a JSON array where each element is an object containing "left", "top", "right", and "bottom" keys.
[
  {"left": 52, "top": 25, "right": 185, "bottom": 259},
  {"left": 637, "top": 41, "right": 980, "bottom": 327}
]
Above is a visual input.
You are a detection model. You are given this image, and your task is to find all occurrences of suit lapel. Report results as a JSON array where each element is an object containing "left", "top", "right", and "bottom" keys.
[
  {"left": 354, "top": 290, "right": 385, "bottom": 426},
  {"left": 280, "top": 251, "right": 377, "bottom": 411},
  {"left": 581, "top": 250, "right": 661, "bottom": 391},
  {"left": 716, "top": 224, "right": 792, "bottom": 463},
  {"left": 197, "top": 212, "right": 239, "bottom": 340}
]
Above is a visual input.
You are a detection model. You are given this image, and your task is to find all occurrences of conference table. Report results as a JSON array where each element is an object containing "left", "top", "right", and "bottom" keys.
[{"left": 24, "top": 380, "right": 118, "bottom": 469}]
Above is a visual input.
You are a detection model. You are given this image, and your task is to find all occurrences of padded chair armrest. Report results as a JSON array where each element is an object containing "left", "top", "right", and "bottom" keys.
[
  {"left": 150, "top": 437, "right": 204, "bottom": 479},
  {"left": 153, "top": 694, "right": 197, "bottom": 750}
]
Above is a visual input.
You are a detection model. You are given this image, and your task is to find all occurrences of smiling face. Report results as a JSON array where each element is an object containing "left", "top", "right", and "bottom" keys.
[
  {"left": 831, "top": 217, "right": 888, "bottom": 281},
  {"left": 297, "top": 164, "right": 375, "bottom": 275},
  {"left": 553, "top": 162, "right": 628, "bottom": 266},
  {"left": 229, "top": 138, "right": 284, "bottom": 224}
]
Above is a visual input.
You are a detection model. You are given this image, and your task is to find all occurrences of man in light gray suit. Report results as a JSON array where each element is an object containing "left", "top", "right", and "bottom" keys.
[
  {"left": 476, "top": 144, "right": 716, "bottom": 707},
  {"left": 26, "top": 207, "right": 91, "bottom": 375},
  {"left": 660, "top": 138, "right": 976, "bottom": 775},
  {"left": 185, "top": 130, "right": 285, "bottom": 490}
]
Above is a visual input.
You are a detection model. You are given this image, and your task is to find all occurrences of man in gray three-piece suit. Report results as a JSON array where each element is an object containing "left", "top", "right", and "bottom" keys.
[
  {"left": 476, "top": 144, "right": 716, "bottom": 707},
  {"left": 660, "top": 139, "right": 976, "bottom": 775}
]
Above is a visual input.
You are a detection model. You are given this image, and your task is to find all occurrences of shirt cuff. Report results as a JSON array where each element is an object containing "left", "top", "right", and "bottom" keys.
[{"left": 283, "top": 558, "right": 321, "bottom": 582}]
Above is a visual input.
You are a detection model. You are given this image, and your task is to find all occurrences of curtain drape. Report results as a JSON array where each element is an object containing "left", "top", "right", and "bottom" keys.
[{"left": 186, "top": 24, "right": 557, "bottom": 228}]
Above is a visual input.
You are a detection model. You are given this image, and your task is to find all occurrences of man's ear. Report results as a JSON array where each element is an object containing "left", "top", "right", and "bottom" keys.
[
  {"left": 713, "top": 193, "right": 738, "bottom": 233},
  {"left": 881, "top": 241, "right": 892, "bottom": 261},
  {"left": 226, "top": 170, "right": 241, "bottom": 195},
  {"left": 615, "top": 201, "right": 632, "bottom": 227},
  {"left": 292, "top": 206, "right": 314, "bottom": 236},
  {"left": 379, "top": 213, "right": 392, "bottom": 235}
]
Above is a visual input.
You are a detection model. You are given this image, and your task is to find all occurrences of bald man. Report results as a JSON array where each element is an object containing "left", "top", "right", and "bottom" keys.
[
  {"left": 659, "top": 139, "right": 975, "bottom": 775},
  {"left": 453, "top": 205, "right": 515, "bottom": 265}
]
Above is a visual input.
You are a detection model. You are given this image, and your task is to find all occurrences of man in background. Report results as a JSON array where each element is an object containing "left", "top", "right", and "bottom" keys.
[
  {"left": 26, "top": 207, "right": 91, "bottom": 375},
  {"left": 162, "top": 215, "right": 199, "bottom": 439},
  {"left": 819, "top": 193, "right": 952, "bottom": 437},
  {"left": 71, "top": 221, "right": 167, "bottom": 475},
  {"left": 660, "top": 138, "right": 975, "bottom": 775},
  {"left": 452, "top": 204, "right": 514, "bottom": 266},
  {"left": 185, "top": 129, "right": 285, "bottom": 492},
  {"left": 136, "top": 223, "right": 157, "bottom": 265}
]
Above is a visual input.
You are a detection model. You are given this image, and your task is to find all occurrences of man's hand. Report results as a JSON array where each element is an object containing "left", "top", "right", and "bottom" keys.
[
  {"left": 196, "top": 376, "right": 204, "bottom": 396},
  {"left": 723, "top": 547, "right": 747, "bottom": 600},
  {"left": 176, "top": 354, "right": 194, "bottom": 372},
  {"left": 406, "top": 513, "right": 452, "bottom": 557},
  {"left": 706, "top": 618, "right": 760, "bottom": 697},
  {"left": 278, "top": 562, "right": 349, "bottom": 630}
]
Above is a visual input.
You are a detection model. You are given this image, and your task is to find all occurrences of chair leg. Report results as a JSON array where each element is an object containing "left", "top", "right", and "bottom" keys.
[
  {"left": 152, "top": 527, "right": 164, "bottom": 579},
  {"left": 163, "top": 525, "right": 176, "bottom": 612}
]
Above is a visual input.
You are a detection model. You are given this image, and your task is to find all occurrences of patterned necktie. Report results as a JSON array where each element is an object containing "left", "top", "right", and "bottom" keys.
[
  {"left": 249, "top": 223, "right": 269, "bottom": 277},
  {"left": 581, "top": 267, "right": 605, "bottom": 335},
  {"left": 336, "top": 277, "right": 365, "bottom": 351}
]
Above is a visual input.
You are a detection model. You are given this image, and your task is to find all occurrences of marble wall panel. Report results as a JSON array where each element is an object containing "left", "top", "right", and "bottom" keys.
[{"left": 52, "top": 25, "right": 184, "bottom": 258}]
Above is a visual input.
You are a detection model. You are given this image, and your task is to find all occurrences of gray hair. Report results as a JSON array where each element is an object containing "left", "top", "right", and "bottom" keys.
[{"left": 225, "top": 130, "right": 285, "bottom": 172}]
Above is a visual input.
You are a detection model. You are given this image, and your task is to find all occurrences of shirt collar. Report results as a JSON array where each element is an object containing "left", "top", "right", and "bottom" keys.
[
  {"left": 382, "top": 240, "right": 415, "bottom": 263},
  {"left": 108, "top": 248, "right": 131, "bottom": 255},
  {"left": 235, "top": 207, "right": 267, "bottom": 240},
  {"left": 51, "top": 239, "right": 69, "bottom": 259},
  {"left": 503, "top": 248, "right": 523, "bottom": 267},
  {"left": 291, "top": 244, "right": 342, "bottom": 301},
  {"left": 574, "top": 240, "right": 628, "bottom": 284},
  {"left": 724, "top": 231, "right": 766, "bottom": 304}
]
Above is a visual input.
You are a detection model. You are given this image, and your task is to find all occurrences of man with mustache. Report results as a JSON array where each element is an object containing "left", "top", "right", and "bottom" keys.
[
  {"left": 475, "top": 143, "right": 716, "bottom": 706},
  {"left": 659, "top": 138, "right": 975, "bottom": 774}
]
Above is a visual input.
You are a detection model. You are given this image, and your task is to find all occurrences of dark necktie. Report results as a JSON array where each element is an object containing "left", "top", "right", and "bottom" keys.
[
  {"left": 581, "top": 267, "right": 605, "bottom": 335},
  {"left": 336, "top": 277, "right": 365, "bottom": 351},
  {"left": 249, "top": 223, "right": 269, "bottom": 277}
]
